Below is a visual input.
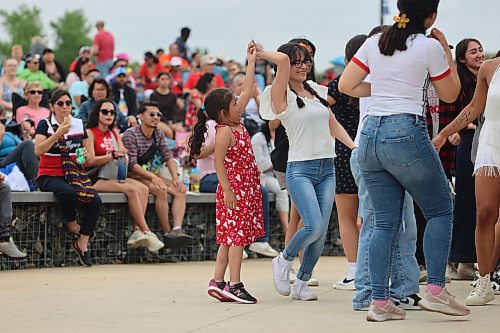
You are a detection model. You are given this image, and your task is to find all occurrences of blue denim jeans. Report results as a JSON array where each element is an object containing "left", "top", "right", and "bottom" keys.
[
  {"left": 358, "top": 114, "right": 453, "bottom": 300},
  {"left": 283, "top": 158, "right": 335, "bottom": 281},
  {"left": 351, "top": 148, "right": 419, "bottom": 309}
]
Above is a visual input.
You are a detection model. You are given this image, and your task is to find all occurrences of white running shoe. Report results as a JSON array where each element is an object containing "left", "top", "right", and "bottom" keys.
[
  {"left": 291, "top": 279, "right": 318, "bottom": 301},
  {"left": 127, "top": 230, "right": 149, "bottom": 249},
  {"left": 249, "top": 242, "right": 279, "bottom": 257},
  {"left": 466, "top": 272, "right": 495, "bottom": 306},
  {"left": 333, "top": 277, "right": 355, "bottom": 290},
  {"left": 272, "top": 253, "right": 292, "bottom": 296},
  {"left": 144, "top": 231, "right": 164, "bottom": 253}
]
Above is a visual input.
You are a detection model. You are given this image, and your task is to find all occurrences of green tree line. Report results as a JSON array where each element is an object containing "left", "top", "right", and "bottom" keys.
[{"left": 0, "top": 5, "right": 92, "bottom": 69}]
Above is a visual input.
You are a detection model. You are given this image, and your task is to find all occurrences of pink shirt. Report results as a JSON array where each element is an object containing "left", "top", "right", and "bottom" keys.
[
  {"left": 16, "top": 106, "right": 50, "bottom": 127},
  {"left": 196, "top": 120, "right": 216, "bottom": 179},
  {"left": 93, "top": 30, "right": 115, "bottom": 63}
]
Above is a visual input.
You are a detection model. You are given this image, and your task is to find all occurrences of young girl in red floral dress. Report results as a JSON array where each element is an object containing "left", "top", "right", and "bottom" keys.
[{"left": 188, "top": 41, "right": 264, "bottom": 304}]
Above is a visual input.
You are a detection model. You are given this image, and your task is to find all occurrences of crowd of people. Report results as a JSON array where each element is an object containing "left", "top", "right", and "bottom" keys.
[{"left": 0, "top": 0, "right": 499, "bottom": 323}]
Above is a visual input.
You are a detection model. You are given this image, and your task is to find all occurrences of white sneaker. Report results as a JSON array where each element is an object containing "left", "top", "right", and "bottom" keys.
[
  {"left": 272, "top": 253, "right": 292, "bottom": 296},
  {"left": 465, "top": 272, "right": 495, "bottom": 306},
  {"left": 291, "top": 279, "right": 318, "bottom": 301},
  {"left": 144, "top": 231, "right": 164, "bottom": 253},
  {"left": 242, "top": 250, "right": 248, "bottom": 260},
  {"left": 127, "top": 230, "right": 149, "bottom": 249},
  {"left": 333, "top": 277, "right": 355, "bottom": 290},
  {"left": 249, "top": 242, "right": 279, "bottom": 257},
  {"left": 289, "top": 268, "right": 297, "bottom": 284},
  {"left": 289, "top": 268, "right": 319, "bottom": 286}
]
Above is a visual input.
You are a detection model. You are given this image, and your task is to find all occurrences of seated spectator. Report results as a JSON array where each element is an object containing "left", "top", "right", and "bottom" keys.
[
  {"left": 159, "top": 43, "right": 190, "bottom": 71},
  {"left": 182, "top": 55, "right": 225, "bottom": 95},
  {"left": 190, "top": 52, "right": 202, "bottom": 72},
  {"left": 185, "top": 73, "right": 217, "bottom": 129},
  {"left": 0, "top": 106, "right": 39, "bottom": 184},
  {"left": 156, "top": 48, "right": 165, "bottom": 58},
  {"left": 122, "top": 102, "right": 192, "bottom": 248},
  {"left": 251, "top": 124, "right": 289, "bottom": 234},
  {"left": 105, "top": 53, "right": 136, "bottom": 89},
  {"left": 66, "top": 57, "right": 92, "bottom": 89},
  {"left": 196, "top": 119, "right": 278, "bottom": 257},
  {"left": 85, "top": 99, "right": 164, "bottom": 253},
  {"left": 149, "top": 72, "right": 184, "bottom": 126},
  {"left": 110, "top": 68, "right": 138, "bottom": 131},
  {"left": 69, "top": 68, "right": 100, "bottom": 111},
  {"left": 231, "top": 72, "right": 263, "bottom": 126},
  {"left": 69, "top": 46, "right": 92, "bottom": 73},
  {"left": 169, "top": 57, "right": 184, "bottom": 96},
  {"left": 39, "top": 48, "right": 66, "bottom": 84},
  {"left": 11, "top": 45, "right": 25, "bottom": 74},
  {"left": 0, "top": 58, "right": 25, "bottom": 116},
  {"left": 17, "top": 54, "right": 57, "bottom": 90},
  {"left": 77, "top": 78, "right": 108, "bottom": 126},
  {"left": 34, "top": 90, "right": 102, "bottom": 266},
  {"left": 15, "top": 82, "right": 50, "bottom": 127},
  {"left": 139, "top": 52, "right": 163, "bottom": 92},
  {"left": 0, "top": 174, "right": 27, "bottom": 259},
  {"left": 227, "top": 62, "right": 242, "bottom": 83}
]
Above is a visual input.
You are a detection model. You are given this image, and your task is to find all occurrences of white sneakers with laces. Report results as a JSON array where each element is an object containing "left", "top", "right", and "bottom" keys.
[
  {"left": 291, "top": 279, "right": 318, "bottom": 301},
  {"left": 466, "top": 272, "right": 495, "bottom": 306},
  {"left": 272, "top": 253, "right": 293, "bottom": 296}
]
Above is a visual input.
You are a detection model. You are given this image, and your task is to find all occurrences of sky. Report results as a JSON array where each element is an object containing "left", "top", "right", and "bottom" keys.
[{"left": 1, "top": 0, "right": 499, "bottom": 71}]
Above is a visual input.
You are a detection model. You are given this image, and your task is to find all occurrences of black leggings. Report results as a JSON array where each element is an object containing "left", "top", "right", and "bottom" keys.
[{"left": 38, "top": 176, "right": 102, "bottom": 236}]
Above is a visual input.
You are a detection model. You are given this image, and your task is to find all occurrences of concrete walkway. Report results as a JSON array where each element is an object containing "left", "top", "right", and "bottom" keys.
[{"left": 1, "top": 257, "right": 497, "bottom": 332}]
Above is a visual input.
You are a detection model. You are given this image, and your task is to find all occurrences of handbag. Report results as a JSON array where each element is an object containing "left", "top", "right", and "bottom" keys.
[{"left": 97, "top": 131, "right": 120, "bottom": 180}]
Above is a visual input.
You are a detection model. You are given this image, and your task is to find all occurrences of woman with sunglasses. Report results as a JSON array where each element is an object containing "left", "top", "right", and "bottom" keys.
[
  {"left": 17, "top": 54, "right": 58, "bottom": 90},
  {"left": 15, "top": 82, "right": 50, "bottom": 127},
  {"left": 84, "top": 99, "right": 164, "bottom": 253},
  {"left": 35, "top": 90, "right": 102, "bottom": 266},
  {"left": 259, "top": 42, "right": 354, "bottom": 301}
]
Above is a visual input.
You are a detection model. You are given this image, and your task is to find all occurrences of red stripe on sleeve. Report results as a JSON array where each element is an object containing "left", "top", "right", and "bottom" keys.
[
  {"left": 431, "top": 68, "right": 451, "bottom": 81},
  {"left": 352, "top": 57, "right": 370, "bottom": 73}
]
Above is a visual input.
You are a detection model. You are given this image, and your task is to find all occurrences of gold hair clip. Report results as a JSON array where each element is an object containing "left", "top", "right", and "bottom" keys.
[{"left": 393, "top": 13, "right": 410, "bottom": 29}]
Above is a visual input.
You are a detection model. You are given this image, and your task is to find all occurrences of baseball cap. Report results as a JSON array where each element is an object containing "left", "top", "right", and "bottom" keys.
[
  {"left": 114, "top": 67, "right": 127, "bottom": 77},
  {"left": 79, "top": 46, "right": 91, "bottom": 55},
  {"left": 201, "top": 55, "right": 216, "bottom": 66},
  {"left": 116, "top": 52, "right": 131, "bottom": 62},
  {"left": 170, "top": 56, "right": 183, "bottom": 67}
]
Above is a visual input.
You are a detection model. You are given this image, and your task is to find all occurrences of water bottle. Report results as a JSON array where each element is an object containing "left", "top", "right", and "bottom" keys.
[
  {"left": 117, "top": 155, "right": 128, "bottom": 183},
  {"left": 75, "top": 148, "right": 85, "bottom": 164},
  {"left": 181, "top": 168, "right": 190, "bottom": 190},
  {"left": 190, "top": 168, "right": 200, "bottom": 193}
]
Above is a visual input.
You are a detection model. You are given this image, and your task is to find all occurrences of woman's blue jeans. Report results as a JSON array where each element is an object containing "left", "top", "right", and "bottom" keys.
[
  {"left": 357, "top": 114, "right": 453, "bottom": 300},
  {"left": 283, "top": 158, "right": 335, "bottom": 281}
]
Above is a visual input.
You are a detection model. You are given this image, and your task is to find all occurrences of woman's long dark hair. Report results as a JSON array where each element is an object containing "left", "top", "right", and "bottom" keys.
[
  {"left": 195, "top": 73, "right": 215, "bottom": 94},
  {"left": 455, "top": 38, "right": 482, "bottom": 104},
  {"left": 73, "top": 57, "right": 90, "bottom": 80},
  {"left": 87, "top": 99, "right": 116, "bottom": 131},
  {"left": 289, "top": 37, "right": 317, "bottom": 82},
  {"left": 276, "top": 43, "right": 330, "bottom": 109},
  {"left": 346, "top": 35, "right": 368, "bottom": 63},
  {"left": 187, "top": 88, "right": 233, "bottom": 161},
  {"left": 379, "top": 0, "right": 440, "bottom": 56}
]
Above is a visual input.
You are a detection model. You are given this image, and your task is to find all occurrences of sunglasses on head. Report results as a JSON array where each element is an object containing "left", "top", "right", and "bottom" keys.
[
  {"left": 56, "top": 100, "right": 72, "bottom": 107},
  {"left": 28, "top": 90, "right": 43, "bottom": 95},
  {"left": 100, "top": 109, "right": 116, "bottom": 116},
  {"left": 148, "top": 112, "right": 162, "bottom": 118}
]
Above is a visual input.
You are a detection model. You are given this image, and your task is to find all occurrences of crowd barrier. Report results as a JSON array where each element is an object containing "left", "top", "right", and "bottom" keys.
[{"left": 0, "top": 192, "right": 343, "bottom": 270}]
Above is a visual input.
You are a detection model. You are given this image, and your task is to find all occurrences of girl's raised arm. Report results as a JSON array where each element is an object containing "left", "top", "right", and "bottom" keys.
[{"left": 257, "top": 45, "right": 290, "bottom": 114}]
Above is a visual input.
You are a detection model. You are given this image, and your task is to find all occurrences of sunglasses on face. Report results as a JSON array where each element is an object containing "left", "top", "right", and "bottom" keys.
[
  {"left": 100, "top": 109, "right": 116, "bottom": 116},
  {"left": 28, "top": 90, "right": 43, "bottom": 95},
  {"left": 291, "top": 60, "right": 312, "bottom": 68},
  {"left": 30, "top": 61, "right": 40, "bottom": 65},
  {"left": 148, "top": 112, "right": 162, "bottom": 118},
  {"left": 55, "top": 100, "right": 72, "bottom": 107}
]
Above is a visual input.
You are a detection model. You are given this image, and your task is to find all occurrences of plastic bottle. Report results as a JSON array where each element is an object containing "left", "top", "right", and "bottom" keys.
[
  {"left": 117, "top": 155, "right": 128, "bottom": 183},
  {"left": 181, "top": 168, "right": 190, "bottom": 191},
  {"left": 190, "top": 168, "right": 200, "bottom": 193},
  {"left": 75, "top": 148, "right": 85, "bottom": 164}
]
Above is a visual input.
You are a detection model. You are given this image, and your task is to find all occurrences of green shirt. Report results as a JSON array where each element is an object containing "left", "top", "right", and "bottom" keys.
[{"left": 17, "top": 69, "right": 57, "bottom": 90}]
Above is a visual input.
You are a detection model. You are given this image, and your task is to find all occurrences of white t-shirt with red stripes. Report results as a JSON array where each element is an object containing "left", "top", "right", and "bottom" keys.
[{"left": 352, "top": 33, "right": 450, "bottom": 117}]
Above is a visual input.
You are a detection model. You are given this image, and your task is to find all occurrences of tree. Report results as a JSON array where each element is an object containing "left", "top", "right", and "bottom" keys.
[
  {"left": 50, "top": 9, "right": 92, "bottom": 69},
  {"left": 0, "top": 5, "right": 44, "bottom": 58}
]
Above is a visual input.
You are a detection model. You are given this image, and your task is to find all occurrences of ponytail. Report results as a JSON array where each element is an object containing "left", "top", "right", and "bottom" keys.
[{"left": 187, "top": 108, "right": 209, "bottom": 162}]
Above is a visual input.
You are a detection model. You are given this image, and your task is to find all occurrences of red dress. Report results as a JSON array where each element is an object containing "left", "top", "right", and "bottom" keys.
[{"left": 215, "top": 124, "right": 264, "bottom": 246}]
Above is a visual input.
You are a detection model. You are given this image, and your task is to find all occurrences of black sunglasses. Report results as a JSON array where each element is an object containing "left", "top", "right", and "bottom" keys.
[
  {"left": 291, "top": 60, "right": 312, "bottom": 68},
  {"left": 28, "top": 90, "right": 43, "bottom": 95},
  {"left": 56, "top": 100, "right": 72, "bottom": 107},
  {"left": 100, "top": 109, "right": 116, "bottom": 116},
  {"left": 148, "top": 112, "right": 162, "bottom": 118}
]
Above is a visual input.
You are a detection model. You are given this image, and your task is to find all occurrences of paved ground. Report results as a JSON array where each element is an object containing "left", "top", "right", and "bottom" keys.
[{"left": 1, "top": 257, "right": 498, "bottom": 332}]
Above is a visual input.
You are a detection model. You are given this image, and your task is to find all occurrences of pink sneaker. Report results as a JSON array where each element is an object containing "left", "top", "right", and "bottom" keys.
[
  {"left": 418, "top": 289, "right": 470, "bottom": 316},
  {"left": 207, "top": 279, "right": 234, "bottom": 302},
  {"left": 366, "top": 300, "right": 406, "bottom": 322}
]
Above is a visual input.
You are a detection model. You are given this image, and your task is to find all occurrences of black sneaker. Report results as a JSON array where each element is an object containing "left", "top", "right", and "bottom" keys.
[
  {"left": 72, "top": 241, "right": 92, "bottom": 267},
  {"left": 163, "top": 229, "right": 193, "bottom": 249},
  {"left": 393, "top": 294, "right": 421, "bottom": 310},
  {"left": 208, "top": 279, "right": 234, "bottom": 302},
  {"left": 222, "top": 282, "right": 257, "bottom": 304}
]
